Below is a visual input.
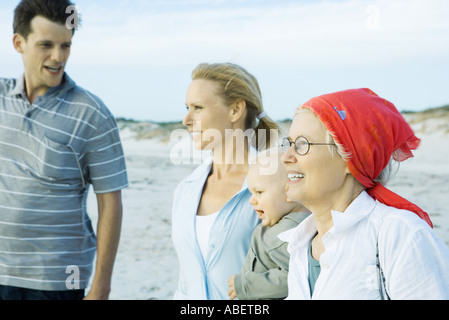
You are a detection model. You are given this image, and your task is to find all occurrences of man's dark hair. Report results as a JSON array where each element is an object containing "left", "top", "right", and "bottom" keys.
[{"left": 13, "top": 0, "right": 81, "bottom": 39}]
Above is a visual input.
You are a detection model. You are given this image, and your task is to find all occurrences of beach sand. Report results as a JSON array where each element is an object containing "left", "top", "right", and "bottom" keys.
[{"left": 86, "top": 110, "right": 449, "bottom": 300}]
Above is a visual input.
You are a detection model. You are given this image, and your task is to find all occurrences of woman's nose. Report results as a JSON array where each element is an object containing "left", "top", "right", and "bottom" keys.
[
  {"left": 281, "top": 147, "right": 297, "bottom": 164},
  {"left": 182, "top": 109, "right": 192, "bottom": 127}
]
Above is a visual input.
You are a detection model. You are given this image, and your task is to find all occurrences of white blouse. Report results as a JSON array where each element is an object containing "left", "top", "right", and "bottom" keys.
[
  {"left": 279, "top": 191, "right": 449, "bottom": 300},
  {"left": 195, "top": 211, "right": 220, "bottom": 260}
]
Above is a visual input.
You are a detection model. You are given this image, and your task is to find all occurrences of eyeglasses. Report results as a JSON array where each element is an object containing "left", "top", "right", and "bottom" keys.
[{"left": 281, "top": 136, "right": 336, "bottom": 155}]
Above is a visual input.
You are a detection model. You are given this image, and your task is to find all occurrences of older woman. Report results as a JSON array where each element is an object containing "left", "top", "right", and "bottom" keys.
[
  {"left": 171, "top": 63, "right": 278, "bottom": 299},
  {"left": 280, "top": 88, "right": 449, "bottom": 299}
]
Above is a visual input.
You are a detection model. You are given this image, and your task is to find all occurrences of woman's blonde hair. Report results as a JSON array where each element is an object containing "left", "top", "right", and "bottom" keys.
[{"left": 191, "top": 63, "right": 279, "bottom": 150}]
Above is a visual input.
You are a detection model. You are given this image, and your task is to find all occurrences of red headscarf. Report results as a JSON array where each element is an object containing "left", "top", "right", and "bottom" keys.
[{"left": 301, "top": 88, "right": 433, "bottom": 228}]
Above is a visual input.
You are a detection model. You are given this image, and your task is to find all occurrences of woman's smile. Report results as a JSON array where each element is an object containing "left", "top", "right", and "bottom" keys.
[{"left": 287, "top": 172, "right": 304, "bottom": 183}]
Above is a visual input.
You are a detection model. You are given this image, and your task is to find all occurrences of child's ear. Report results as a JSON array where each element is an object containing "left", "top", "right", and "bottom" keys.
[{"left": 229, "top": 99, "right": 247, "bottom": 123}]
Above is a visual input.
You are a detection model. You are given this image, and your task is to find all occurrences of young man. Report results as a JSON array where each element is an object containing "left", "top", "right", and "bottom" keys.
[{"left": 0, "top": 0, "right": 128, "bottom": 300}]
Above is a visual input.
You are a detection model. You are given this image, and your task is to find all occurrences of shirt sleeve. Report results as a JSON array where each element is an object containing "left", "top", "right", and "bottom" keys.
[
  {"left": 234, "top": 242, "right": 290, "bottom": 300},
  {"left": 380, "top": 215, "right": 449, "bottom": 299},
  {"left": 83, "top": 116, "right": 128, "bottom": 194}
]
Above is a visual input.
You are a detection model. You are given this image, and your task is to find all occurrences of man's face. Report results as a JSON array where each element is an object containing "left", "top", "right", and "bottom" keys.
[{"left": 13, "top": 15, "right": 73, "bottom": 100}]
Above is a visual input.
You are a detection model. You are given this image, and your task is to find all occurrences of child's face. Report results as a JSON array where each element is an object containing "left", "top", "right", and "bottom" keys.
[{"left": 248, "top": 165, "right": 297, "bottom": 227}]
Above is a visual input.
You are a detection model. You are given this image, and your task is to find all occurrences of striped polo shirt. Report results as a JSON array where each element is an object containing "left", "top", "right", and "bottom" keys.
[{"left": 0, "top": 73, "right": 128, "bottom": 291}]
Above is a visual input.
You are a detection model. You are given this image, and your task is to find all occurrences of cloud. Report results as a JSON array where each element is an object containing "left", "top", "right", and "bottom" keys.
[
  {"left": 1, "top": 0, "right": 448, "bottom": 121},
  {"left": 2, "top": 0, "right": 448, "bottom": 69},
  {"left": 67, "top": 0, "right": 449, "bottom": 69}
]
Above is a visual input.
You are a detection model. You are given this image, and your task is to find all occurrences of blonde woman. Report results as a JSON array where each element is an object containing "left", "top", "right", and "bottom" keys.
[{"left": 171, "top": 63, "right": 278, "bottom": 300}]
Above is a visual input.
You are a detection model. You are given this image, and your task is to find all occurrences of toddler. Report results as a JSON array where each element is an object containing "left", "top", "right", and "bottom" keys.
[{"left": 228, "top": 150, "right": 309, "bottom": 300}]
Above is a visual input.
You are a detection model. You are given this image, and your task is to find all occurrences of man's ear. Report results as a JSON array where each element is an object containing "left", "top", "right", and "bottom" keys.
[
  {"left": 230, "top": 99, "right": 247, "bottom": 123},
  {"left": 13, "top": 33, "right": 26, "bottom": 54}
]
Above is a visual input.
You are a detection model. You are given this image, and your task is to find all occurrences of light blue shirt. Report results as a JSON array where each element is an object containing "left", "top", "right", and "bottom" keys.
[{"left": 172, "top": 156, "right": 260, "bottom": 300}]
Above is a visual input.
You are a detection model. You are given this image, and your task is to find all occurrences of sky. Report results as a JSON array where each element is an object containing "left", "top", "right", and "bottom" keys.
[{"left": 1, "top": 0, "right": 448, "bottom": 122}]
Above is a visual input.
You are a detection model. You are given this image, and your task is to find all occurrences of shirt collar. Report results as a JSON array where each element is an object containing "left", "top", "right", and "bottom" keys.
[
  {"left": 183, "top": 155, "right": 213, "bottom": 183},
  {"left": 278, "top": 214, "right": 316, "bottom": 251},
  {"left": 330, "top": 190, "right": 376, "bottom": 234},
  {"left": 45, "top": 73, "right": 76, "bottom": 97},
  {"left": 184, "top": 155, "right": 249, "bottom": 193},
  {"left": 9, "top": 74, "right": 26, "bottom": 97},
  {"left": 9, "top": 72, "right": 76, "bottom": 99},
  {"left": 278, "top": 191, "right": 377, "bottom": 249}
]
